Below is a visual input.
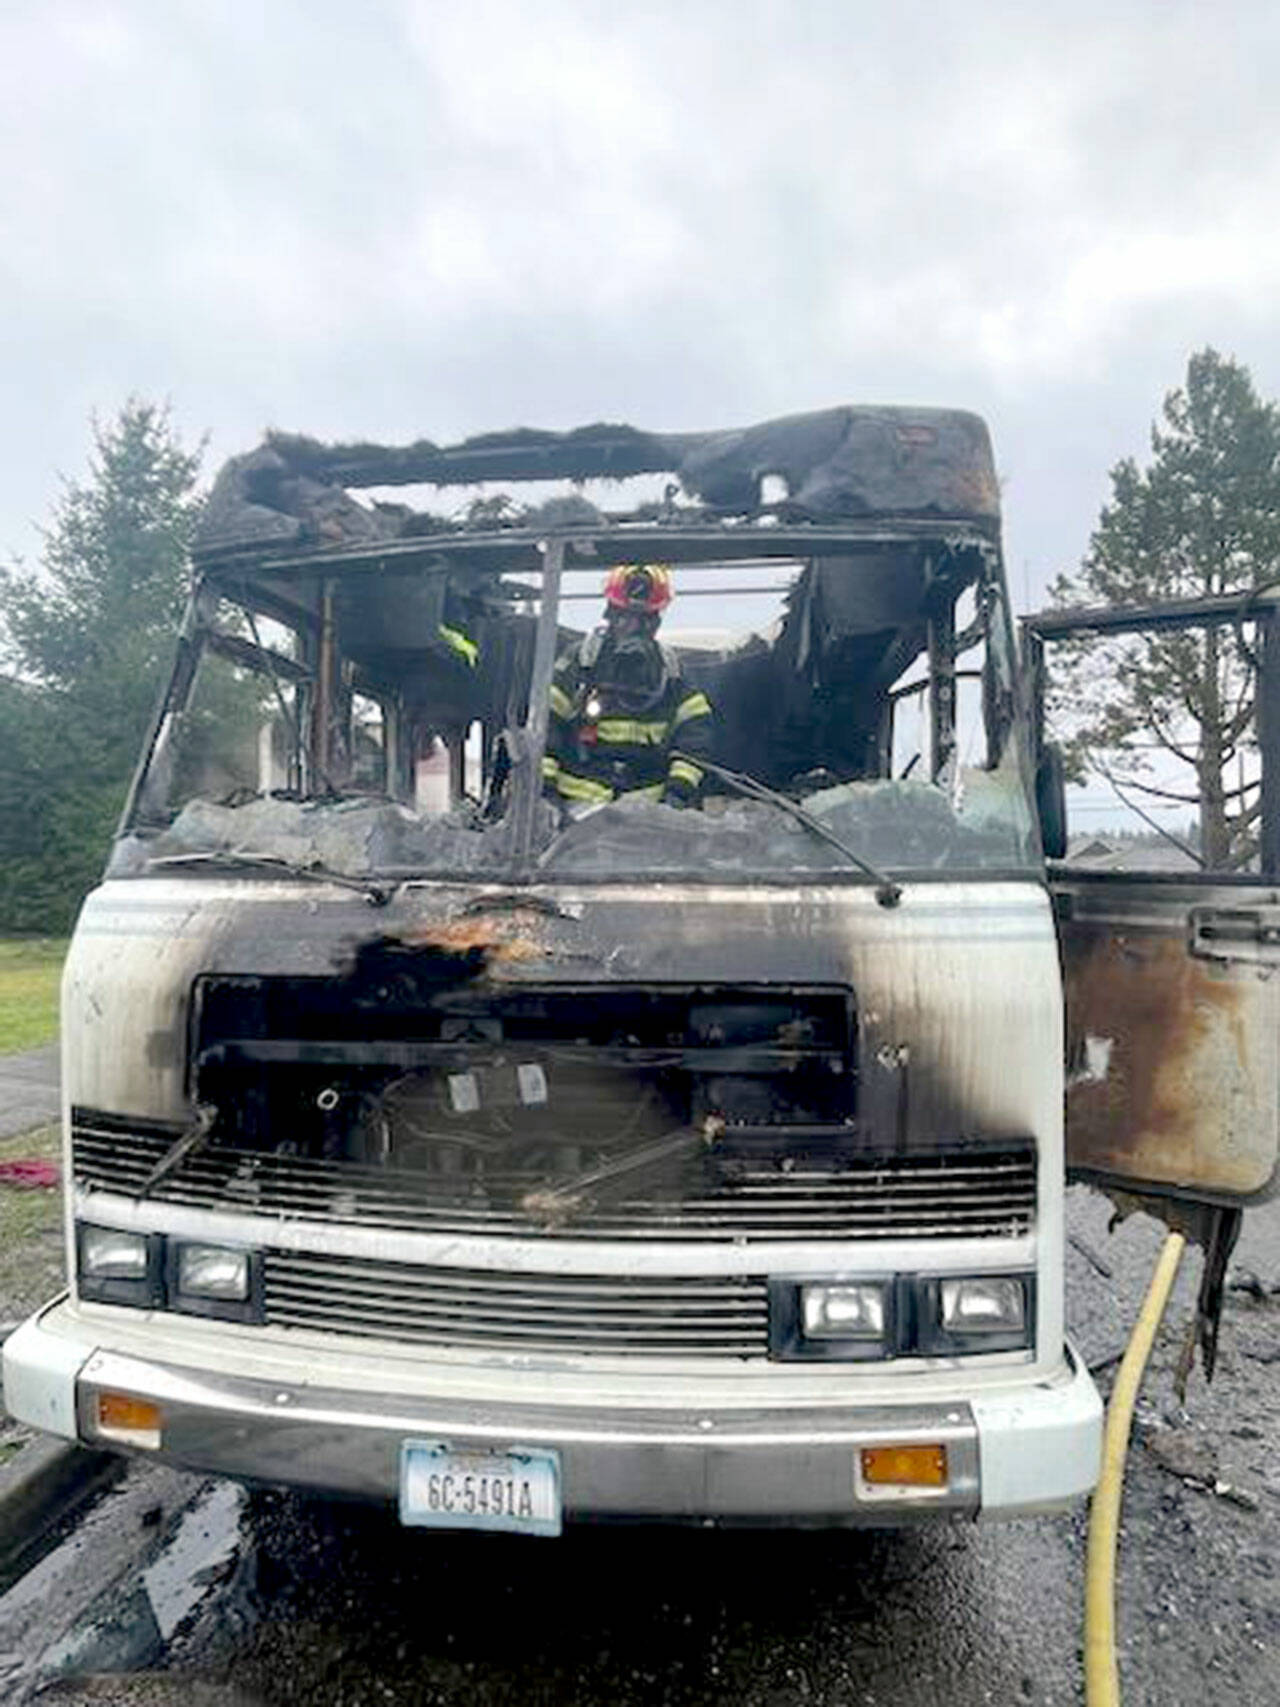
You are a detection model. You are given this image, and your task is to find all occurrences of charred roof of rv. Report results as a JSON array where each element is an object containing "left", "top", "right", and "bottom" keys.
[{"left": 194, "top": 405, "right": 1001, "bottom": 570}]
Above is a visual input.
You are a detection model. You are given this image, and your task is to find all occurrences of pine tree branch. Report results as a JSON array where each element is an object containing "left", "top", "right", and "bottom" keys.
[
  {"left": 1096, "top": 771, "right": 1201, "bottom": 804},
  {"left": 1225, "top": 692, "right": 1256, "bottom": 745},
  {"left": 1091, "top": 759, "right": 1205, "bottom": 868},
  {"left": 1138, "top": 699, "right": 1200, "bottom": 767}
]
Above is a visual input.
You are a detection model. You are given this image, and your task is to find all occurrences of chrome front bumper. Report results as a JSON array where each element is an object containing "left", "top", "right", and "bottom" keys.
[{"left": 4, "top": 1299, "right": 1101, "bottom": 1524}]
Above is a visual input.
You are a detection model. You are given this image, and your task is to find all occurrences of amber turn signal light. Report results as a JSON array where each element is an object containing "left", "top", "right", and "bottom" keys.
[
  {"left": 860, "top": 1443, "right": 948, "bottom": 1488},
  {"left": 95, "top": 1392, "right": 163, "bottom": 1446}
]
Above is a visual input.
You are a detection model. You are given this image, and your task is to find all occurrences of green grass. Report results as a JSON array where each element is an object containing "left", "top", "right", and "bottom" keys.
[
  {"left": 0, "top": 938, "right": 65, "bottom": 1054},
  {"left": 0, "top": 1124, "right": 64, "bottom": 1320}
]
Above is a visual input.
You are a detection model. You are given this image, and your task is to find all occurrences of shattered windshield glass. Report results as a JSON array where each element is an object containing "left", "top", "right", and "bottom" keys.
[{"left": 110, "top": 536, "right": 1039, "bottom": 886}]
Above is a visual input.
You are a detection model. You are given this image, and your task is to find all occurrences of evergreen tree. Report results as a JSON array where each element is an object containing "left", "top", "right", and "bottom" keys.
[
  {"left": 1050, "top": 350, "right": 1280, "bottom": 868},
  {"left": 0, "top": 401, "right": 203, "bottom": 930}
]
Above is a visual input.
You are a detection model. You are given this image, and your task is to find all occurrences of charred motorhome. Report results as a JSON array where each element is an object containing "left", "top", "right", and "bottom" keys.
[{"left": 7, "top": 403, "right": 1199, "bottom": 1529}]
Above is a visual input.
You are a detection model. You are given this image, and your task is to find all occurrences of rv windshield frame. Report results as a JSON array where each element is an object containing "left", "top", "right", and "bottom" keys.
[{"left": 115, "top": 520, "right": 1040, "bottom": 886}]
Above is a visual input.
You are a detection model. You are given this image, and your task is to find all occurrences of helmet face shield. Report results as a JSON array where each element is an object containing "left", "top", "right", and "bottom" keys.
[{"left": 595, "top": 631, "right": 666, "bottom": 710}]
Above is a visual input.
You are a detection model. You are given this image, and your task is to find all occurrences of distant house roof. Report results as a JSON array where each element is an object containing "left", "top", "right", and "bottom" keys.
[
  {"left": 1068, "top": 835, "right": 1116, "bottom": 861},
  {"left": 1065, "top": 834, "right": 1199, "bottom": 872}
]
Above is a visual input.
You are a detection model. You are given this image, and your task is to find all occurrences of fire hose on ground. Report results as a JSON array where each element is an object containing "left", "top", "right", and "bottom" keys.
[{"left": 1084, "top": 1229, "right": 1186, "bottom": 1707}]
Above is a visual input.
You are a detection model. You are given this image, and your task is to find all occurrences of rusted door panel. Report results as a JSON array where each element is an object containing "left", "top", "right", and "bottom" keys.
[{"left": 1058, "top": 876, "right": 1280, "bottom": 1205}]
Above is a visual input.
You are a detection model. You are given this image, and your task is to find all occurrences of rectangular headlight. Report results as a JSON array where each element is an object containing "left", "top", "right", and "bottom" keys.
[
  {"left": 917, "top": 1273, "right": 1034, "bottom": 1355},
  {"left": 81, "top": 1226, "right": 149, "bottom": 1280},
  {"left": 802, "top": 1282, "right": 886, "bottom": 1340},
  {"left": 175, "top": 1243, "right": 249, "bottom": 1301},
  {"left": 77, "top": 1224, "right": 164, "bottom": 1307},
  {"left": 167, "top": 1240, "right": 262, "bottom": 1321},
  {"left": 770, "top": 1277, "right": 900, "bottom": 1360},
  {"left": 941, "top": 1277, "right": 1026, "bottom": 1334}
]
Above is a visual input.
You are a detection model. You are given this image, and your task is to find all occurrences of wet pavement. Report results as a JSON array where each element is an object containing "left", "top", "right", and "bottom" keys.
[
  {"left": 2, "top": 1468, "right": 1086, "bottom": 1706},
  {"left": 1, "top": 1187, "right": 1279, "bottom": 1706}
]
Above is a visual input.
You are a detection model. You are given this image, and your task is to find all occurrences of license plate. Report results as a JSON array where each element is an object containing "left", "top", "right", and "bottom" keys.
[{"left": 399, "top": 1441, "right": 563, "bottom": 1537}]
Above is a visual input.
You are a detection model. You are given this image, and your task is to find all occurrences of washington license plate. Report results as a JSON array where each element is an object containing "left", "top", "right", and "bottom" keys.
[{"left": 399, "top": 1441, "right": 562, "bottom": 1537}]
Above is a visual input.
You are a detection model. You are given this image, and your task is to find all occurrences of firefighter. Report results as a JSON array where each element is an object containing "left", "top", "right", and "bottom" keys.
[{"left": 542, "top": 564, "right": 713, "bottom": 809}]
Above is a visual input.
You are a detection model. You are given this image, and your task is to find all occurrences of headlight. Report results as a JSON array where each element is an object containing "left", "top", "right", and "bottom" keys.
[
  {"left": 917, "top": 1273, "right": 1034, "bottom": 1354},
  {"left": 941, "top": 1277, "right": 1026, "bottom": 1334},
  {"left": 175, "top": 1243, "right": 249, "bottom": 1301},
  {"left": 81, "top": 1226, "right": 149, "bottom": 1279},
  {"left": 168, "top": 1240, "right": 262, "bottom": 1321},
  {"left": 77, "top": 1224, "right": 163, "bottom": 1306},
  {"left": 801, "top": 1282, "right": 886, "bottom": 1340},
  {"left": 770, "top": 1277, "right": 899, "bottom": 1360}
]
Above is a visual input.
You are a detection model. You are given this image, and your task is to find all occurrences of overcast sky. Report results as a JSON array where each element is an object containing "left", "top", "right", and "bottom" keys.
[{"left": 3, "top": 0, "right": 1280, "bottom": 610}]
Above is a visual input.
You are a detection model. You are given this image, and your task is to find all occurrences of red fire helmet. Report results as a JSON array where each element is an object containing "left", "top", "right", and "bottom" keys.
[{"left": 603, "top": 563, "right": 673, "bottom": 615}]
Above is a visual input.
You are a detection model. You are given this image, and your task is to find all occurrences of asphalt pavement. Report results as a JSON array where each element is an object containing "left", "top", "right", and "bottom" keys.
[{"left": 0, "top": 1045, "right": 59, "bottom": 1140}]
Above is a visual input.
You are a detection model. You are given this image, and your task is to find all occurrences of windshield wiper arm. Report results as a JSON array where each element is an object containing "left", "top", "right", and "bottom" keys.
[
  {"left": 146, "top": 850, "right": 396, "bottom": 906},
  {"left": 674, "top": 752, "right": 902, "bottom": 908},
  {"left": 134, "top": 1103, "right": 218, "bottom": 1201}
]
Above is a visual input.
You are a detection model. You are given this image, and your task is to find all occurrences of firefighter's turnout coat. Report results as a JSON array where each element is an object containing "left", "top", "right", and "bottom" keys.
[{"left": 542, "top": 629, "right": 713, "bottom": 807}]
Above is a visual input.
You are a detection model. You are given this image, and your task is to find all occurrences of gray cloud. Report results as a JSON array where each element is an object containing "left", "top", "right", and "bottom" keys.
[{"left": 3, "top": 0, "right": 1280, "bottom": 599}]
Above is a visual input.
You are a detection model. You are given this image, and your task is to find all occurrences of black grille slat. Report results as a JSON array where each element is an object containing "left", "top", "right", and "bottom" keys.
[
  {"left": 263, "top": 1313, "right": 764, "bottom": 1356},
  {"left": 71, "top": 1120, "right": 1035, "bottom": 1242},
  {"left": 270, "top": 1277, "right": 766, "bottom": 1320},
  {"left": 262, "top": 1252, "right": 769, "bottom": 1356},
  {"left": 271, "top": 1260, "right": 758, "bottom": 1303}
]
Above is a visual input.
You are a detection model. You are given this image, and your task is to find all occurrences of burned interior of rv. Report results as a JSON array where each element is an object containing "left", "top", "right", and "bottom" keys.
[
  {"left": 112, "top": 408, "right": 1038, "bottom": 887},
  {"left": 86, "top": 412, "right": 1041, "bottom": 1248}
]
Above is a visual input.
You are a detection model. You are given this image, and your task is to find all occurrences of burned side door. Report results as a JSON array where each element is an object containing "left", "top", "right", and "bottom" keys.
[
  {"left": 1027, "top": 594, "right": 1280, "bottom": 1323},
  {"left": 1027, "top": 592, "right": 1280, "bottom": 1370},
  {"left": 1051, "top": 866, "right": 1280, "bottom": 1208}
]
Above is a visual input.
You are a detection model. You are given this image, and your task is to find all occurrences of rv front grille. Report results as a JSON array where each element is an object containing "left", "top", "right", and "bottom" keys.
[
  {"left": 260, "top": 1251, "right": 770, "bottom": 1357},
  {"left": 71, "top": 1112, "right": 1036, "bottom": 1244}
]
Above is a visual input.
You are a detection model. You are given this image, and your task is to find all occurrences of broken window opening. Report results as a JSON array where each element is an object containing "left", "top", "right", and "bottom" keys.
[
  {"left": 113, "top": 408, "right": 1037, "bottom": 885},
  {"left": 110, "top": 534, "right": 1037, "bottom": 885},
  {"left": 1031, "top": 595, "right": 1273, "bottom": 877}
]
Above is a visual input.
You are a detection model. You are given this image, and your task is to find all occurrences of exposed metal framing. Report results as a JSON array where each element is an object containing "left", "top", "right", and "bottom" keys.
[
  {"left": 447, "top": 733, "right": 465, "bottom": 804},
  {"left": 197, "top": 1039, "right": 846, "bottom": 1073},
  {"left": 1258, "top": 613, "right": 1280, "bottom": 879},
  {"left": 1024, "top": 588, "right": 1280, "bottom": 641},
  {"left": 310, "top": 580, "right": 337, "bottom": 787},
  {"left": 204, "top": 630, "right": 310, "bottom": 683},
  {"left": 1023, "top": 630, "right": 1047, "bottom": 758},
  {"left": 927, "top": 593, "right": 956, "bottom": 784},
  {"left": 511, "top": 538, "right": 565, "bottom": 870},
  {"left": 195, "top": 519, "right": 996, "bottom": 581},
  {"left": 118, "top": 595, "right": 206, "bottom": 833}
]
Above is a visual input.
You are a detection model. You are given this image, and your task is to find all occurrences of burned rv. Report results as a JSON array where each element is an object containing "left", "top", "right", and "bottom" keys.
[{"left": 6, "top": 406, "right": 1111, "bottom": 1529}]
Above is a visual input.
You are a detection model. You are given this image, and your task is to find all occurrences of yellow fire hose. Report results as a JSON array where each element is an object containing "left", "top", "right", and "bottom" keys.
[{"left": 1084, "top": 1229, "right": 1187, "bottom": 1706}]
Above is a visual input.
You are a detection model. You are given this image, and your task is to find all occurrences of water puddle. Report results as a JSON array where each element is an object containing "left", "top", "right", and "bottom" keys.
[{"left": 1, "top": 1476, "right": 247, "bottom": 1700}]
